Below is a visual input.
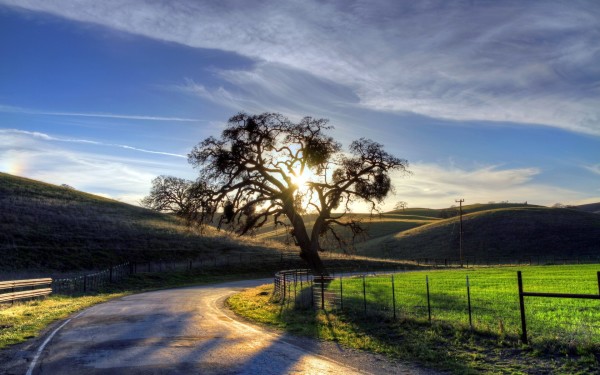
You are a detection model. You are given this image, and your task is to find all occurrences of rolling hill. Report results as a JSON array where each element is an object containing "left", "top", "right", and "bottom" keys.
[
  {"left": 3, "top": 171, "right": 598, "bottom": 271},
  {"left": 0, "top": 172, "right": 283, "bottom": 271},
  {"left": 576, "top": 202, "right": 600, "bottom": 214},
  {"left": 356, "top": 206, "right": 600, "bottom": 261}
]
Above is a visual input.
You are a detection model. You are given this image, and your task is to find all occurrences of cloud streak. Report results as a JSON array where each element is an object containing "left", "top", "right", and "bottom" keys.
[
  {"left": 0, "top": 130, "right": 194, "bottom": 204},
  {"left": 2, "top": 0, "right": 599, "bottom": 135},
  {"left": 0, "top": 129, "right": 186, "bottom": 158},
  {"left": 389, "top": 163, "right": 593, "bottom": 208},
  {"left": 0, "top": 104, "right": 203, "bottom": 122},
  {"left": 584, "top": 164, "right": 600, "bottom": 176}
]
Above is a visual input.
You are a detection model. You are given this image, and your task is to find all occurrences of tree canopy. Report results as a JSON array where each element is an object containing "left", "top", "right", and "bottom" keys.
[{"left": 144, "top": 112, "right": 409, "bottom": 274}]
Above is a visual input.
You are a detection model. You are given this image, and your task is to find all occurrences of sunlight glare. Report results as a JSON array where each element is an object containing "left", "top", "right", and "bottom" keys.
[{"left": 291, "top": 172, "right": 309, "bottom": 188}]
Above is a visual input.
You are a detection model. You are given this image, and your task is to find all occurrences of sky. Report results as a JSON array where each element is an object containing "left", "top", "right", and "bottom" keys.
[{"left": 0, "top": 0, "right": 599, "bottom": 210}]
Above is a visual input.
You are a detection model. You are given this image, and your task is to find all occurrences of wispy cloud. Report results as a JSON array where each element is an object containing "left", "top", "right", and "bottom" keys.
[
  {"left": 177, "top": 63, "right": 358, "bottom": 120},
  {"left": 0, "top": 104, "right": 203, "bottom": 122},
  {"left": 389, "top": 163, "right": 589, "bottom": 208},
  {"left": 2, "top": 1, "right": 599, "bottom": 135},
  {"left": 0, "top": 129, "right": 186, "bottom": 158},
  {"left": 0, "top": 130, "right": 193, "bottom": 204},
  {"left": 584, "top": 164, "right": 600, "bottom": 176}
]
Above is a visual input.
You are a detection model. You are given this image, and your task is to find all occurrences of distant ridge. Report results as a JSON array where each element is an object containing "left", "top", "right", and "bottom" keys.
[
  {"left": 575, "top": 202, "right": 600, "bottom": 215},
  {"left": 357, "top": 206, "right": 600, "bottom": 261}
]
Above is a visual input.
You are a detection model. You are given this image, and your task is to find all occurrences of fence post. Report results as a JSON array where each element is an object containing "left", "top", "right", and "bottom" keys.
[
  {"left": 320, "top": 274, "right": 325, "bottom": 310},
  {"left": 466, "top": 275, "right": 472, "bottom": 329},
  {"left": 517, "top": 271, "right": 528, "bottom": 344},
  {"left": 282, "top": 275, "right": 286, "bottom": 305},
  {"left": 83, "top": 275, "right": 87, "bottom": 293},
  {"left": 293, "top": 271, "right": 297, "bottom": 302},
  {"left": 391, "top": 274, "right": 396, "bottom": 320},
  {"left": 109, "top": 266, "right": 113, "bottom": 283},
  {"left": 426, "top": 275, "right": 431, "bottom": 323},
  {"left": 311, "top": 276, "right": 315, "bottom": 307}
]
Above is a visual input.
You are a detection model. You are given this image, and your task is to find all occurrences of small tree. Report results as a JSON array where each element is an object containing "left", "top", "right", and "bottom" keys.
[
  {"left": 394, "top": 201, "right": 408, "bottom": 211},
  {"left": 146, "top": 113, "right": 409, "bottom": 274}
]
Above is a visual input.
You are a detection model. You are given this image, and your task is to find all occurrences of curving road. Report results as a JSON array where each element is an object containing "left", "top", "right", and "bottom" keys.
[{"left": 17, "top": 279, "right": 436, "bottom": 374}]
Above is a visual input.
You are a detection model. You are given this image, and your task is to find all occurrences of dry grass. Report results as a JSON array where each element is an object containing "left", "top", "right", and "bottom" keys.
[{"left": 0, "top": 172, "right": 286, "bottom": 272}]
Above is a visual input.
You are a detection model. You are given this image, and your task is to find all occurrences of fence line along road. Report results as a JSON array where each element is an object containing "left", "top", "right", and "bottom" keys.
[
  {"left": 274, "top": 267, "right": 600, "bottom": 347},
  {"left": 50, "top": 250, "right": 307, "bottom": 295},
  {"left": 517, "top": 270, "right": 600, "bottom": 344}
]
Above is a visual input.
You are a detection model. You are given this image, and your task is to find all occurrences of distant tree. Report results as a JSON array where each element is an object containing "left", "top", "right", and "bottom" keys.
[
  {"left": 394, "top": 201, "right": 408, "bottom": 211},
  {"left": 150, "top": 112, "right": 410, "bottom": 274},
  {"left": 60, "top": 184, "right": 75, "bottom": 190},
  {"left": 552, "top": 203, "right": 565, "bottom": 208},
  {"left": 141, "top": 175, "right": 208, "bottom": 224}
]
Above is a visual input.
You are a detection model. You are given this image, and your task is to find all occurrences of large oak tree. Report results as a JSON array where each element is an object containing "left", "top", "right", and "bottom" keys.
[{"left": 146, "top": 113, "right": 409, "bottom": 274}]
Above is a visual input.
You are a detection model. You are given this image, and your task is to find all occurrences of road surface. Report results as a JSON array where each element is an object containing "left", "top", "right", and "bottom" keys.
[{"left": 5, "top": 279, "right": 438, "bottom": 374}]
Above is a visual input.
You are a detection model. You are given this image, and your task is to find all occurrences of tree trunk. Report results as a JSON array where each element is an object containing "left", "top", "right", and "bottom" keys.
[
  {"left": 288, "top": 211, "right": 328, "bottom": 275},
  {"left": 299, "top": 247, "right": 327, "bottom": 276}
]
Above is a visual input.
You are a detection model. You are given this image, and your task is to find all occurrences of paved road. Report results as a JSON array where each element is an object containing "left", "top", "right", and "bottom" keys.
[{"left": 20, "top": 279, "right": 436, "bottom": 374}]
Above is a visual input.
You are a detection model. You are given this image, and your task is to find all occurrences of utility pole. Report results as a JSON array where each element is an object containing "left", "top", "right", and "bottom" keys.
[{"left": 455, "top": 199, "right": 464, "bottom": 267}]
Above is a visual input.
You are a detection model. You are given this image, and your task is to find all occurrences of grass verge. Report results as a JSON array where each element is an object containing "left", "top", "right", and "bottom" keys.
[
  {"left": 227, "top": 284, "right": 600, "bottom": 374},
  {"left": 0, "top": 269, "right": 271, "bottom": 350}
]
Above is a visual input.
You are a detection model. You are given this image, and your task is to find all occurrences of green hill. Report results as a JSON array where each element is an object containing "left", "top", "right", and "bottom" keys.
[
  {"left": 0, "top": 172, "right": 282, "bottom": 271},
  {"left": 357, "top": 207, "right": 600, "bottom": 261}
]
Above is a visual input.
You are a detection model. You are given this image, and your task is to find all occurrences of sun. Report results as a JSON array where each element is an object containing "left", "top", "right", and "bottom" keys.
[
  {"left": 290, "top": 170, "right": 315, "bottom": 198},
  {"left": 290, "top": 171, "right": 309, "bottom": 187}
]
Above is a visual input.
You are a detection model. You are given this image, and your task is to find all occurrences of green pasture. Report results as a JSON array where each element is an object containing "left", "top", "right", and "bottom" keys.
[{"left": 323, "top": 264, "right": 600, "bottom": 348}]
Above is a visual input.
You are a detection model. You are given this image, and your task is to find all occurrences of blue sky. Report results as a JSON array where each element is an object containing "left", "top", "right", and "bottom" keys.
[{"left": 0, "top": 0, "right": 598, "bottom": 209}]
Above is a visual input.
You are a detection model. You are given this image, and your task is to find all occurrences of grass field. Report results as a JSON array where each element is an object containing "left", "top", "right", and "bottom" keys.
[
  {"left": 322, "top": 265, "right": 600, "bottom": 348},
  {"left": 229, "top": 264, "right": 600, "bottom": 374}
]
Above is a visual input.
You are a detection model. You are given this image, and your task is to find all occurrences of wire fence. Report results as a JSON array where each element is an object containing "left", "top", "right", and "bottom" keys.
[
  {"left": 50, "top": 250, "right": 310, "bottom": 295},
  {"left": 52, "top": 263, "right": 131, "bottom": 294},
  {"left": 274, "top": 267, "right": 600, "bottom": 347},
  {"left": 409, "top": 254, "right": 600, "bottom": 267}
]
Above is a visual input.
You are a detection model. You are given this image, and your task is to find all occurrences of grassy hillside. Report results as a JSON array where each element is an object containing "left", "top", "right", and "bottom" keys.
[
  {"left": 254, "top": 203, "right": 535, "bottom": 251},
  {"left": 576, "top": 202, "right": 600, "bottom": 214},
  {"left": 0, "top": 172, "right": 283, "bottom": 271},
  {"left": 4, "top": 171, "right": 595, "bottom": 270},
  {"left": 358, "top": 206, "right": 600, "bottom": 260},
  {"left": 253, "top": 211, "right": 438, "bottom": 245}
]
